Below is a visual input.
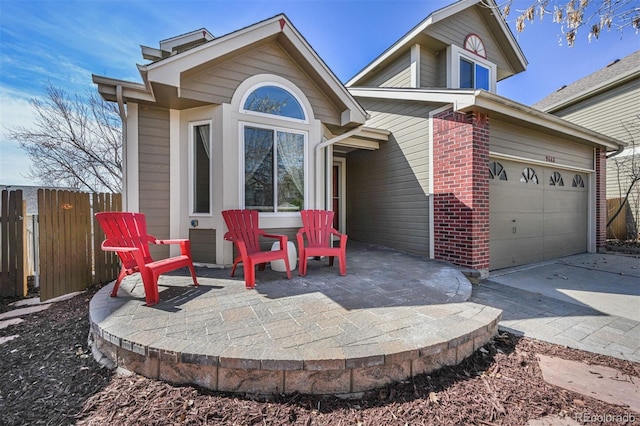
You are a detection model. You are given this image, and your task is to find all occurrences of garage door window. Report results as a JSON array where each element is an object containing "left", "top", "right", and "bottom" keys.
[
  {"left": 549, "top": 171, "right": 564, "bottom": 186},
  {"left": 489, "top": 161, "right": 507, "bottom": 180},
  {"left": 520, "top": 167, "right": 538, "bottom": 184},
  {"left": 572, "top": 175, "right": 585, "bottom": 188}
]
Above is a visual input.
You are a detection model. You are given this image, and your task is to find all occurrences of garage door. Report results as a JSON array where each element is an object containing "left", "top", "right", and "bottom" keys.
[{"left": 489, "top": 159, "right": 589, "bottom": 270}]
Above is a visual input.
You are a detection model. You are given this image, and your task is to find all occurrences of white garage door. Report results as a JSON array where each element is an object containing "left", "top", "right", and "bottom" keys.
[{"left": 490, "top": 159, "right": 589, "bottom": 270}]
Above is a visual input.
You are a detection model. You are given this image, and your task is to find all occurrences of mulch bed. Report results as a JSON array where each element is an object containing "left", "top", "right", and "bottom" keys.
[{"left": 1, "top": 286, "right": 638, "bottom": 426}]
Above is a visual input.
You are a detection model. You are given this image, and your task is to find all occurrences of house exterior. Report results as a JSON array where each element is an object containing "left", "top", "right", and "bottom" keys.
[
  {"left": 94, "top": 0, "right": 623, "bottom": 277},
  {"left": 533, "top": 50, "right": 640, "bottom": 240}
]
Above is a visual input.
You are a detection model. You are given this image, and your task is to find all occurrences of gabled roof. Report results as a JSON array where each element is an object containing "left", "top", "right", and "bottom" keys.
[
  {"left": 93, "top": 15, "right": 367, "bottom": 127},
  {"left": 349, "top": 86, "right": 624, "bottom": 152},
  {"left": 346, "top": 0, "right": 527, "bottom": 87},
  {"left": 533, "top": 50, "right": 640, "bottom": 112}
]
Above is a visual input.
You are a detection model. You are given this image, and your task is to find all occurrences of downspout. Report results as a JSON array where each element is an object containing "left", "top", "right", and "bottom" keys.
[
  {"left": 116, "top": 85, "right": 127, "bottom": 209},
  {"left": 315, "top": 126, "right": 363, "bottom": 209}
]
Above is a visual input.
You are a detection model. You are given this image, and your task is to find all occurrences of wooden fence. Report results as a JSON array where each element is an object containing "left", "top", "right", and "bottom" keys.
[
  {"left": 607, "top": 197, "right": 631, "bottom": 240},
  {"left": 0, "top": 189, "right": 121, "bottom": 301},
  {"left": 0, "top": 190, "right": 27, "bottom": 298}
]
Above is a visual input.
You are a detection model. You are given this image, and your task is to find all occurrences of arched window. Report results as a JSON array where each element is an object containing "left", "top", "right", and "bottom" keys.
[
  {"left": 240, "top": 81, "right": 309, "bottom": 214},
  {"left": 520, "top": 167, "right": 538, "bottom": 184},
  {"left": 489, "top": 161, "right": 507, "bottom": 180},
  {"left": 549, "top": 171, "right": 564, "bottom": 186},
  {"left": 572, "top": 175, "right": 585, "bottom": 188},
  {"left": 242, "top": 84, "right": 306, "bottom": 121}
]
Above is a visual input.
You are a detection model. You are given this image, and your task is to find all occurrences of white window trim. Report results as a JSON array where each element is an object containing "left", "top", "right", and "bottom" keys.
[
  {"left": 447, "top": 45, "right": 497, "bottom": 92},
  {"left": 239, "top": 82, "right": 309, "bottom": 124},
  {"left": 239, "top": 121, "right": 308, "bottom": 218},
  {"left": 188, "top": 120, "right": 213, "bottom": 217}
]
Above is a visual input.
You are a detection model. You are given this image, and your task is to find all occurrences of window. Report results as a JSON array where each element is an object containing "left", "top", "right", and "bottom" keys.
[
  {"left": 549, "top": 171, "right": 564, "bottom": 186},
  {"left": 489, "top": 161, "right": 507, "bottom": 180},
  {"left": 190, "top": 122, "right": 211, "bottom": 214},
  {"left": 572, "top": 175, "right": 585, "bottom": 188},
  {"left": 448, "top": 45, "right": 496, "bottom": 92},
  {"left": 459, "top": 58, "right": 490, "bottom": 90},
  {"left": 242, "top": 84, "right": 305, "bottom": 121},
  {"left": 244, "top": 125, "right": 305, "bottom": 213},
  {"left": 520, "top": 167, "right": 538, "bottom": 184}
]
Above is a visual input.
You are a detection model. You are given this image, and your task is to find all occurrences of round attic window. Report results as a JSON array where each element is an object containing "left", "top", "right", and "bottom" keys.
[{"left": 464, "top": 34, "right": 486, "bottom": 58}]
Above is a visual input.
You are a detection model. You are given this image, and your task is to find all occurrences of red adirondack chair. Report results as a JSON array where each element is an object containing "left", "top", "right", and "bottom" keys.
[
  {"left": 95, "top": 212, "right": 198, "bottom": 306},
  {"left": 222, "top": 209, "right": 292, "bottom": 288},
  {"left": 297, "top": 210, "right": 348, "bottom": 276}
]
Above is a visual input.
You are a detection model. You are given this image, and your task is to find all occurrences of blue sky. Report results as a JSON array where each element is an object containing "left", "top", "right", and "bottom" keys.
[{"left": 1, "top": 0, "right": 638, "bottom": 186}]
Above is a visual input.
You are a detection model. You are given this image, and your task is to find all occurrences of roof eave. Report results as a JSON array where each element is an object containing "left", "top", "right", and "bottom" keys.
[
  {"left": 92, "top": 74, "right": 155, "bottom": 103},
  {"left": 467, "top": 91, "right": 625, "bottom": 151},
  {"left": 349, "top": 87, "right": 624, "bottom": 151},
  {"left": 142, "top": 15, "right": 367, "bottom": 126},
  {"left": 346, "top": 0, "right": 527, "bottom": 87}
]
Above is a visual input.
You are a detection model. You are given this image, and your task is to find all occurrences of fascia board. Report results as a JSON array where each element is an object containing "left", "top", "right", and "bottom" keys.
[
  {"left": 480, "top": 0, "right": 528, "bottom": 70},
  {"left": 349, "top": 87, "right": 476, "bottom": 107},
  {"left": 145, "top": 18, "right": 283, "bottom": 87},
  {"left": 466, "top": 91, "right": 625, "bottom": 151},
  {"left": 346, "top": 0, "right": 480, "bottom": 88},
  {"left": 542, "top": 69, "right": 640, "bottom": 113},
  {"left": 280, "top": 21, "right": 367, "bottom": 124},
  {"left": 92, "top": 74, "right": 155, "bottom": 102}
]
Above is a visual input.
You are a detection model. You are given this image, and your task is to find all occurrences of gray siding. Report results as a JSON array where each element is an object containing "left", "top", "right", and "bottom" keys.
[
  {"left": 138, "top": 106, "right": 170, "bottom": 259},
  {"left": 428, "top": 5, "right": 512, "bottom": 79},
  {"left": 553, "top": 79, "right": 640, "bottom": 142},
  {"left": 490, "top": 120, "right": 594, "bottom": 170},
  {"left": 189, "top": 228, "right": 216, "bottom": 264},
  {"left": 435, "top": 48, "right": 447, "bottom": 87},
  {"left": 419, "top": 48, "right": 439, "bottom": 88},
  {"left": 552, "top": 78, "right": 640, "bottom": 239},
  {"left": 347, "top": 98, "right": 433, "bottom": 256},
  {"left": 360, "top": 51, "right": 411, "bottom": 88},
  {"left": 181, "top": 41, "right": 341, "bottom": 125}
]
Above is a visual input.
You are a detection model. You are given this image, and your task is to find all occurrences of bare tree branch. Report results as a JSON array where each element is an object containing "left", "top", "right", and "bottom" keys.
[
  {"left": 4, "top": 83, "right": 122, "bottom": 193},
  {"left": 493, "top": 0, "right": 639, "bottom": 46}
]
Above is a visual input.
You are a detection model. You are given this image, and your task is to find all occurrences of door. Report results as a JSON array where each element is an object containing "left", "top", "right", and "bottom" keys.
[{"left": 332, "top": 159, "right": 346, "bottom": 233}]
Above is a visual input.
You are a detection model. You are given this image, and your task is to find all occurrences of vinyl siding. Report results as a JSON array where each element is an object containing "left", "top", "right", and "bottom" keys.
[
  {"left": 428, "top": 5, "right": 511, "bottom": 78},
  {"left": 138, "top": 106, "right": 170, "bottom": 259},
  {"left": 181, "top": 41, "right": 341, "bottom": 125},
  {"left": 359, "top": 51, "right": 411, "bottom": 88},
  {"left": 419, "top": 48, "right": 440, "bottom": 88},
  {"left": 546, "top": 78, "right": 640, "bottom": 238},
  {"left": 347, "top": 98, "right": 433, "bottom": 256},
  {"left": 490, "top": 120, "right": 594, "bottom": 171},
  {"left": 553, "top": 78, "right": 640, "bottom": 142},
  {"left": 189, "top": 228, "right": 216, "bottom": 264}
]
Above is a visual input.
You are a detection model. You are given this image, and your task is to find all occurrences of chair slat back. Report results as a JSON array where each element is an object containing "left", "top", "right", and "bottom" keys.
[
  {"left": 222, "top": 210, "right": 263, "bottom": 254},
  {"left": 96, "top": 212, "right": 154, "bottom": 269},
  {"left": 300, "top": 210, "right": 334, "bottom": 248}
]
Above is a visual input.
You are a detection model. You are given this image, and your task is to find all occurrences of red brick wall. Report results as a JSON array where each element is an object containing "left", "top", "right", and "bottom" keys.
[
  {"left": 595, "top": 148, "right": 606, "bottom": 252},
  {"left": 432, "top": 108, "right": 490, "bottom": 271}
]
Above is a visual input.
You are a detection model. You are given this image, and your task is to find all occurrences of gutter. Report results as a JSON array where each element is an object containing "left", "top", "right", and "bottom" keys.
[{"left": 606, "top": 144, "right": 625, "bottom": 159}]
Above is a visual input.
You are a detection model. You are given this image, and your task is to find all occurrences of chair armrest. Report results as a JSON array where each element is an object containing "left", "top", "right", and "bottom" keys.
[
  {"left": 224, "top": 232, "right": 249, "bottom": 258},
  {"left": 155, "top": 238, "right": 189, "bottom": 245},
  {"left": 155, "top": 238, "right": 193, "bottom": 257},
  {"left": 101, "top": 243, "right": 148, "bottom": 267}
]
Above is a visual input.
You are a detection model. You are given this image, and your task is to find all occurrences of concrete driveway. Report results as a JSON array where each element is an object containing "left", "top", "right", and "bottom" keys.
[{"left": 470, "top": 253, "right": 640, "bottom": 363}]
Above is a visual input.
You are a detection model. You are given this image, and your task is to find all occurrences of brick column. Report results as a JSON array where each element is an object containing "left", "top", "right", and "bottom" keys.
[
  {"left": 432, "top": 108, "right": 490, "bottom": 275},
  {"left": 595, "top": 148, "right": 606, "bottom": 252}
]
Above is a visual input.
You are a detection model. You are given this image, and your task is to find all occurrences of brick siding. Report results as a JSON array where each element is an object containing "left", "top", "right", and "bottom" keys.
[{"left": 432, "top": 108, "right": 490, "bottom": 271}]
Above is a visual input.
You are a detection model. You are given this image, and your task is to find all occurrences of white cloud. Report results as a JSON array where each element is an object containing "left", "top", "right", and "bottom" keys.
[{"left": 0, "top": 88, "right": 37, "bottom": 129}]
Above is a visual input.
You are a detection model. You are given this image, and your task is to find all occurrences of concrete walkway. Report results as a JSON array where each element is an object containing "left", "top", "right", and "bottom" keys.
[{"left": 471, "top": 253, "right": 640, "bottom": 363}]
